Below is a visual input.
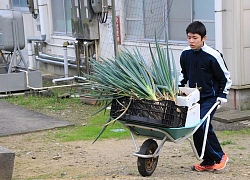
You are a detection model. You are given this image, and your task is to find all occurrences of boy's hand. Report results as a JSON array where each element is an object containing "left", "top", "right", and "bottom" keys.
[{"left": 217, "top": 97, "right": 227, "bottom": 105}]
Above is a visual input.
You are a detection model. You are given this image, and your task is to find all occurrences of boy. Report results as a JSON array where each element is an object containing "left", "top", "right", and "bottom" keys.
[{"left": 179, "top": 21, "right": 232, "bottom": 171}]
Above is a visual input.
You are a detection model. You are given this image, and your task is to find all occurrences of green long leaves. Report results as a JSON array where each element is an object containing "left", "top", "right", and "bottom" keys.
[
  {"left": 82, "top": 37, "right": 178, "bottom": 102},
  {"left": 85, "top": 48, "right": 158, "bottom": 101},
  {"left": 149, "top": 35, "right": 178, "bottom": 101}
]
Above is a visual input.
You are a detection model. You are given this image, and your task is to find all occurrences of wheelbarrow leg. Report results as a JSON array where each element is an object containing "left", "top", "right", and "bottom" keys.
[{"left": 130, "top": 131, "right": 139, "bottom": 152}]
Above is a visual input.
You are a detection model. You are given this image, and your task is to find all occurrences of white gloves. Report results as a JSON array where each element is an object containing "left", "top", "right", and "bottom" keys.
[
  {"left": 216, "top": 97, "right": 227, "bottom": 110},
  {"left": 217, "top": 97, "right": 227, "bottom": 105}
]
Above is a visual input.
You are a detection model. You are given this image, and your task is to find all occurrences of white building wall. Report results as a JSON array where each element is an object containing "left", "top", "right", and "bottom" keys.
[
  {"left": 220, "top": 0, "right": 250, "bottom": 110},
  {"left": 223, "top": 0, "right": 250, "bottom": 87},
  {"left": 0, "top": 1, "right": 10, "bottom": 9},
  {"left": 242, "top": 0, "right": 250, "bottom": 85}
]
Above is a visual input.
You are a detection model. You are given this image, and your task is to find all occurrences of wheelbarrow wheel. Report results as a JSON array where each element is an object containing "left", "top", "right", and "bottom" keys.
[{"left": 137, "top": 139, "right": 159, "bottom": 177}]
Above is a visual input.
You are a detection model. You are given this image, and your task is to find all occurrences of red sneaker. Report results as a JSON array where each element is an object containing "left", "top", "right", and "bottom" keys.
[
  {"left": 192, "top": 163, "right": 215, "bottom": 172},
  {"left": 214, "top": 154, "right": 229, "bottom": 171}
]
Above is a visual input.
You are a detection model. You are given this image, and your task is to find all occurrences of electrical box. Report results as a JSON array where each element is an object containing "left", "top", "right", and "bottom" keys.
[
  {"left": 91, "top": 0, "right": 102, "bottom": 13},
  {"left": 0, "top": 10, "right": 25, "bottom": 51},
  {"left": 71, "top": 0, "right": 99, "bottom": 40}
]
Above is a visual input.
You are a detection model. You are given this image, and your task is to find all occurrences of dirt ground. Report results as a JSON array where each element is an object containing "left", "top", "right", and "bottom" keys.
[{"left": 1, "top": 104, "right": 250, "bottom": 180}]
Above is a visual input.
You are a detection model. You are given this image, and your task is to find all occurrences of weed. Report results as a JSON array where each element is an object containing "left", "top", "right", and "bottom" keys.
[
  {"left": 222, "top": 128, "right": 250, "bottom": 136},
  {"left": 237, "top": 146, "right": 246, "bottom": 150},
  {"left": 220, "top": 140, "right": 235, "bottom": 145}
]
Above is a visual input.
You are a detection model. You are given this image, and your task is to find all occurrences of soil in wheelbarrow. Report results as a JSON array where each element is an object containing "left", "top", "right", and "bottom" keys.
[{"left": 1, "top": 106, "right": 250, "bottom": 179}]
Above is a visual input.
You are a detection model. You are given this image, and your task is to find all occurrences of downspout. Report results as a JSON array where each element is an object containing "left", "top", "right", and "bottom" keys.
[
  {"left": 75, "top": 40, "right": 81, "bottom": 76},
  {"left": 84, "top": 41, "right": 89, "bottom": 75},
  {"left": 62, "top": 41, "right": 75, "bottom": 78},
  {"left": 215, "top": 1, "right": 235, "bottom": 109},
  {"left": 111, "top": 0, "right": 118, "bottom": 56},
  {"left": 94, "top": 40, "right": 98, "bottom": 61},
  {"left": 27, "top": 0, "right": 47, "bottom": 69},
  {"left": 214, "top": 0, "right": 224, "bottom": 53}
]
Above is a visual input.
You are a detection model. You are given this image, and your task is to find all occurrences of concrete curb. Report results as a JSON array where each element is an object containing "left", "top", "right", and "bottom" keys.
[{"left": 0, "top": 146, "right": 15, "bottom": 180}]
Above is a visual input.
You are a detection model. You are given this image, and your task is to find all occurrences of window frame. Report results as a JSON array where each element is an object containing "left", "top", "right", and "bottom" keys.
[
  {"left": 51, "top": 0, "right": 72, "bottom": 36},
  {"left": 124, "top": 0, "right": 215, "bottom": 45}
]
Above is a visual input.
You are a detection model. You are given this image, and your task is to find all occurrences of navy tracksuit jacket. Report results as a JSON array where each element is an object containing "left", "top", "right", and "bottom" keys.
[{"left": 179, "top": 43, "right": 232, "bottom": 163}]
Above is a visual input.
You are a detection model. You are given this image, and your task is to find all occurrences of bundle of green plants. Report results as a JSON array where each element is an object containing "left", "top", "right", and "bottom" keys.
[
  {"left": 82, "top": 38, "right": 178, "bottom": 103},
  {"left": 82, "top": 37, "right": 179, "bottom": 143}
]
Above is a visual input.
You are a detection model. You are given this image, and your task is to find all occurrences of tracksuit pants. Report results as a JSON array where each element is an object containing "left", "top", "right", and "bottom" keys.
[{"left": 193, "top": 96, "right": 224, "bottom": 164}]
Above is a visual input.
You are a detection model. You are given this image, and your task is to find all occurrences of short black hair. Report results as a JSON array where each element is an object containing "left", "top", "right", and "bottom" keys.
[{"left": 186, "top": 21, "right": 206, "bottom": 39}]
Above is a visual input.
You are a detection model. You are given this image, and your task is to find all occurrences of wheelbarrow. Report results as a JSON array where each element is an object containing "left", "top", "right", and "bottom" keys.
[{"left": 117, "top": 101, "right": 220, "bottom": 177}]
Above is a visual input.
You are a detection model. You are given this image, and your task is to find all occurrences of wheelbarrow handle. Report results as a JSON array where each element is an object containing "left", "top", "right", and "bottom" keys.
[
  {"left": 217, "top": 99, "right": 222, "bottom": 105},
  {"left": 189, "top": 101, "right": 221, "bottom": 161},
  {"left": 201, "top": 101, "right": 221, "bottom": 122}
]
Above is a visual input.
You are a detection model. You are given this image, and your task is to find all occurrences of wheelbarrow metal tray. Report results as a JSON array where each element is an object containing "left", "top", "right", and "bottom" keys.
[{"left": 118, "top": 118, "right": 201, "bottom": 140}]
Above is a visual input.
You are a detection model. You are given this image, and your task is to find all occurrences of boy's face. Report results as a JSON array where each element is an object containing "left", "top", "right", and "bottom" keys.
[{"left": 187, "top": 33, "right": 206, "bottom": 50}]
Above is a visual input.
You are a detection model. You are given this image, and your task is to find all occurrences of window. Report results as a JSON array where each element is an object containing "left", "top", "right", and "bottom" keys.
[
  {"left": 125, "top": 0, "right": 165, "bottom": 40},
  {"left": 193, "top": 0, "right": 215, "bottom": 42},
  {"left": 13, "top": 0, "right": 27, "bottom": 7},
  {"left": 12, "top": 0, "right": 28, "bottom": 10},
  {"left": 51, "top": 0, "right": 72, "bottom": 35},
  {"left": 125, "top": 0, "right": 215, "bottom": 43}
]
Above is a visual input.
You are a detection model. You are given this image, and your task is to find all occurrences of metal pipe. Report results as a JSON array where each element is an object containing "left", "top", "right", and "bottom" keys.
[
  {"left": 63, "top": 47, "right": 69, "bottom": 78},
  {"left": 38, "top": 0, "right": 47, "bottom": 38},
  {"left": 52, "top": 77, "right": 75, "bottom": 84},
  {"left": 130, "top": 131, "right": 138, "bottom": 152},
  {"left": 83, "top": 41, "right": 95, "bottom": 74},
  {"left": 84, "top": 41, "right": 89, "bottom": 74},
  {"left": 8, "top": 15, "right": 30, "bottom": 72},
  {"left": 94, "top": 40, "right": 98, "bottom": 61},
  {"left": 35, "top": 56, "right": 83, "bottom": 68},
  {"left": 38, "top": 53, "right": 70, "bottom": 62},
  {"left": 28, "top": 42, "right": 34, "bottom": 69},
  {"left": 63, "top": 42, "right": 70, "bottom": 78},
  {"left": 18, "top": 68, "right": 85, "bottom": 90},
  {"left": 8, "top": 20, "right": 17, "bottom": 73},
  {"left": 21, "top": 67, "right": 87, "bottom": 89},
  {"left": 37, "top": 52, "right": 75, "bottom": 63},
  {"left": 36, "top": 55, "right": 86, "bottom": 84},
  {"left": 52, "top": 75, "right": 86, "bottom": 84},
  {"left": 27, "top": 35, "right": 46, "bottom": 43},
  {"left": 111, "top": 0, "right": 118, "bottom": 56},
  {"left": 0, "top": 83, "right": 85, "bottom": 98},
  {"left": 234, "top": 89, "right": 237, "bottom": 110},
  {"left": 75, "top": 40, "right": 81, "bottom": 76},
  {"left": 215, "top": 0, "right": 224, "bottom": 53}
]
